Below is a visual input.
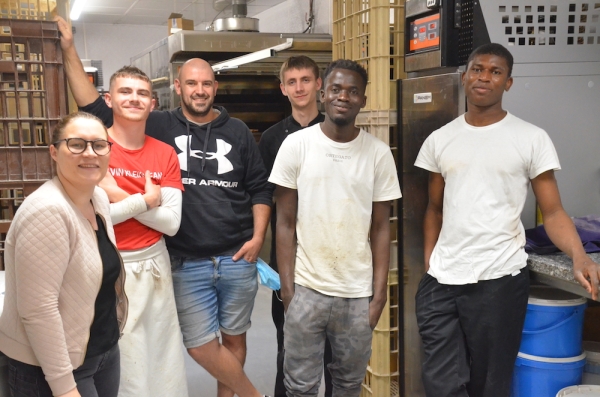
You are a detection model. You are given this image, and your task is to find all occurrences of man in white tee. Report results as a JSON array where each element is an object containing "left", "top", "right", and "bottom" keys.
[
  {"left": 414, "top": 43, "right": 600, "bottom": 397},
  {"left": 269, "top": 59, "right": 401, "bottom": 397}
]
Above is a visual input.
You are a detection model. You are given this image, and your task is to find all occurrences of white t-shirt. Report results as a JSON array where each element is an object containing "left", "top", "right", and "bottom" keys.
[
  {"left": 269, "top": 124, "right": 402, "bottom": 298},
  {"left": 414, "top": 112, "right": 560, "bottom": 285}
]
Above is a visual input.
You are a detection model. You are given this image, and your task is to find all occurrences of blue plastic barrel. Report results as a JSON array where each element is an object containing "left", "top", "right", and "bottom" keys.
[
  {"left": 520, "top": 286, "right": 587, "bottom": 358},
  {"left": 511, "top": 352, "right": 586, "bottom": 397}
]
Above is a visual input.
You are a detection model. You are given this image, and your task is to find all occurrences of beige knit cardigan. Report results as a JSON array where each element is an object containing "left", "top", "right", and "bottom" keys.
[{"left": 0, "top": 177, "right": 128, "bottom": 396}]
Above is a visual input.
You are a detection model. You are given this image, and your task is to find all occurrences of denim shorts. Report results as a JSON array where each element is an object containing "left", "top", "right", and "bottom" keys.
[{"left": 170, "top": 255, "right": 258, "bottom": 348}]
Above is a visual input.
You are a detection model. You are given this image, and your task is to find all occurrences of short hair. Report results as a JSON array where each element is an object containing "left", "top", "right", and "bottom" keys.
[
  {"left": 109, "top": 65, "right": 152, "bottom": 90},
  {"left": 51, "top": 111, "right": 107, "bottom": 144},
  {"left": 467, "top": 43, "right": 514, "bottom": 77},
  {"left": 322, "top": 59, "right": 368, "bottom": 91},
  {"left": 279, "top": 55, "right": 320, "bottom": 83}
]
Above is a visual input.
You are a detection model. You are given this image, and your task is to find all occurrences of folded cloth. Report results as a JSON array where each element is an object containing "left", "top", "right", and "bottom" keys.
[
  {"left": 257, "top": 257, "right": 281, "bottom": 290},
  {"left": 525, "top": 215, "right": 600, "bottom": 254}
]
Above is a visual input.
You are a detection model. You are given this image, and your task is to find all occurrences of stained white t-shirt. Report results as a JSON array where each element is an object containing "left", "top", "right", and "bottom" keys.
[
  {"left": 414, "top": 112, "right": 560, "bottom": 285},
  {"left": 269, "top": 124, "right": 402, "bottom": 298}
]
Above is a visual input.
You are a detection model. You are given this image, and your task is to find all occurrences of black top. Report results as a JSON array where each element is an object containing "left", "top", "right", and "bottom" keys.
[
  {"left": 258, "top": 113, "right": 325, "bottom": 271},
  {"left": 86, "top": 214, "right": 120, "bottom": 358},
  {"left": 80, "top": 96, "right": 272, "bottom": 258}
]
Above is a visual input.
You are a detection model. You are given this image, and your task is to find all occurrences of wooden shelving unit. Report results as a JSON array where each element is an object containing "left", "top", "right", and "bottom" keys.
[{"left": 0, "top": 18, "right": 67, "bottom": 269}]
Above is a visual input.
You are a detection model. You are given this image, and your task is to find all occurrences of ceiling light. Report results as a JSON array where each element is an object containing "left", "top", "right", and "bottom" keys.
[{"left": 70, "top": 0, "right": 85, "bottom": 21}]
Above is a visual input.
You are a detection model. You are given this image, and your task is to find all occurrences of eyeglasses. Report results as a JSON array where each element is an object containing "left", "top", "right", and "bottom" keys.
[{"left": 53, "top": 138, "right": 112, "bottom": 156}]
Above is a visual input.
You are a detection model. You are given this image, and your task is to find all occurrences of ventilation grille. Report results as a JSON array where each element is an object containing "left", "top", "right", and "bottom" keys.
[
  {"left": 458, "top": 0, "right": 475, "bottom": 64},
  {"left": 498, "top": 2, "right": 600, "bottom": 46}
]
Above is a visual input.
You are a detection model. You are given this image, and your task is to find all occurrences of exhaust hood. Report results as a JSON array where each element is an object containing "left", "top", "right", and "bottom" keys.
[
  {"left": 167, "top": 30, "right": 332, "bottom": 75},
  {"left": 211, "top": 0, "right": 259, "bottom": 32}
]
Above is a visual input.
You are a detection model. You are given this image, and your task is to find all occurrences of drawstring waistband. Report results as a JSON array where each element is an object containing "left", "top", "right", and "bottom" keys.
[
  {"left": 131, "top": 259, "right": 161, "bottom": 279},
  {"left": 119, "top": 238, "right": 167, "bottom": 280}
]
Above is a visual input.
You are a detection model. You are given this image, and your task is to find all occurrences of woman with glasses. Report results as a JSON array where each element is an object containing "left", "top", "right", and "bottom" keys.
[{"left": 0, "top": 112, "right": 128, "bottom": 397}]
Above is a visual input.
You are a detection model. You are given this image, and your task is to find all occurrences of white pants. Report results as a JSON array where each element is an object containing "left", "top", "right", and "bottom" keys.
[{"left": 118, "top": 238, "right": 188, "bottom": 397}]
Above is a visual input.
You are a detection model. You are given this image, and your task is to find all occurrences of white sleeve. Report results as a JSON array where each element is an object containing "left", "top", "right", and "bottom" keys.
[
  {"left": 268, "top": 136, "right": 299, "bottom": 189},
  {"left": 373, "top": 147, "right": 402, "bottom": 201},
  {"left": 134, "top": 187, "right": 182, "bottom": 236},
  {"left": 529, "top": 129, "right": 561, "bottom": 179},
  {"left": 414, "top": 134, "right": 441, "bottom": 173},
  {"left": 109, "top": 193, "right": 147, "bottom": 225}
]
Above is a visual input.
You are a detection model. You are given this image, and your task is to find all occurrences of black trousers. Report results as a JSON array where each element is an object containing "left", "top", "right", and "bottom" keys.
[
  {"left": 415, "top": 269, "right": 529, "bottom": 397},
  {"left": 8, "top": 343, "right": 120, "bottom": 397},
  {"left": 273, "top": 291, "right": 333, "bottom": 397}
]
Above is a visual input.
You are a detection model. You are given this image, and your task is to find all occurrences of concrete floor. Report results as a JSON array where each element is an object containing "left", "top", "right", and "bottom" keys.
[{"left": 183, "top": 285, "right": 326, "bottom": 397}]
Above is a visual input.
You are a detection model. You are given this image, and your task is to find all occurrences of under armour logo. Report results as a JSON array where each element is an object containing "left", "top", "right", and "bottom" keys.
[{"left": 174, "top": 135, "right": 234, "bottom": 174}]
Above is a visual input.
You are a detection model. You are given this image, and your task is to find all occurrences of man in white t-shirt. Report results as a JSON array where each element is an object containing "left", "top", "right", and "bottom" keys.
[
  {"left": 414, "top": 43, "right": 600, "bottom": 397},
  {"left": 269, "top": 59, "right": 401, "bottom": 397}
]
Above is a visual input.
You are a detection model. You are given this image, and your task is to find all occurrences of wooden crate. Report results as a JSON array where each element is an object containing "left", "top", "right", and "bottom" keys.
[
  {"left": 361, "top": 269, "right": 400, "bottom": 397},
  {"left": 356, "top": 109, "right": 397, "bottom": 144},
  {"left": 356, "top": 109, "right": 399, "bottom": 271},
  {"left": 0, "top": 0, "right": 56, "bottom": 21},
  {"left": 0, "top": 182, "right": 43, "bottom": 269},
  {"left": 355, "top": 108, "right": 401, "bottom": 396},
  {"left": 0, "top": 18, "right": 65, "bottom": 184},
  {"left": 0, "top": 19, "right": 65, "bottom": 268},
  {"left": 362, "top": 370, "right": 400, "bottom": 397},
  {"left": 333, "top": 0, "right": 406, "bottom": 110},
  {"left": 337, "top": 4, "right": 406, "bottom": 394}
]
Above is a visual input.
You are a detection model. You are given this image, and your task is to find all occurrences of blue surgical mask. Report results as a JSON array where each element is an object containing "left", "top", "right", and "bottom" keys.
[{"left": 256, "top": 258, "right": 281, "bottom": 291}]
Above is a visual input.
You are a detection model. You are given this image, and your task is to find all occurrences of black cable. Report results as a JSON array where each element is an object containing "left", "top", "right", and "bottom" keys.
[{"left": 301, "top": 0, "right": 315, "bottom": 33}]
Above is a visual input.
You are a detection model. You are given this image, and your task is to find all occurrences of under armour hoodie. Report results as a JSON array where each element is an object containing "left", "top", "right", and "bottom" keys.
[{"left": 81, "top": 96, "right": 272, "bottom": 258}]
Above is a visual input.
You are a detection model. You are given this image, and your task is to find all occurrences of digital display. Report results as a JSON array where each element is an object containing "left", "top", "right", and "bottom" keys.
[{"left": 409, "top": 13, "right": 440, "bottom": 53}]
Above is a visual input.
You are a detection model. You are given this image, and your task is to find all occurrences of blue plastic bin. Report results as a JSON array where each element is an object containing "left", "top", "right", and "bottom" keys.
[
  {"left": 520, "top": 286, "right": 587, "bottom": 358},
  {"left": 511, "top": 352, "right": 586, "bottom": 397}
]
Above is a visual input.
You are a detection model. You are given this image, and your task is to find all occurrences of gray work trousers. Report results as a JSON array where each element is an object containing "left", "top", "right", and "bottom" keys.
[{"left": 283, "top": 284, "right": 373, "bottom": 397}]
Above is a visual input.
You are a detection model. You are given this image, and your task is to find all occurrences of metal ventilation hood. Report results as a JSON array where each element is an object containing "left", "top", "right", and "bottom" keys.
[{"left": 167, "top": 30, "right": 332, "bottom": 75}]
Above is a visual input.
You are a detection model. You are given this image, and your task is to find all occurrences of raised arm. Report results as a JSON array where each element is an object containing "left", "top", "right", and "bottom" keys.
[
  {"left": 369, "top": 200, "right": 392, "bottom": 329},
  {"left": 55, "top": 16, "right": 101, "bottom": 107},
  {"left": 423, "top": 172, "right": 445, "bottom": 271},
  {"left": 275, "top": 185, "right": 298, "bottom": 312},
  {"left": 531, "top": 170, "right": 600, "bottom": 299}
]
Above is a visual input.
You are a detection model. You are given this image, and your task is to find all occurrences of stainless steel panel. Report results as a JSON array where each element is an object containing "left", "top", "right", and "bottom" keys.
[
  {"left": 405, "top": 0, "right": 432, "bottom": 18},
  {"left": 167, "top": 31, "right": 331, "bottom": 60},
  {"left": 505, "top": 73, "right": 600, "bottom": 229},
  {"left": 405, "top": 49, "right": 442, "bottom": 72},
  {"left": 400, "top": 73, "right": 464, "bottom": 397},
  {"left": 213, "top": 17, "right": 259, "bottom": 32},
  {"left": 131, "top": 38, "right": 172, "bottom": 111},
  {"left": 529, "top": 271, "right": 595, "bottom": 301}
]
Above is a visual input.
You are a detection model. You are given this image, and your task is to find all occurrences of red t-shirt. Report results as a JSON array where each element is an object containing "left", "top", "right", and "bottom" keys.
[{"left": 109, "top": 136, "right": 183, "bottom": 250}]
